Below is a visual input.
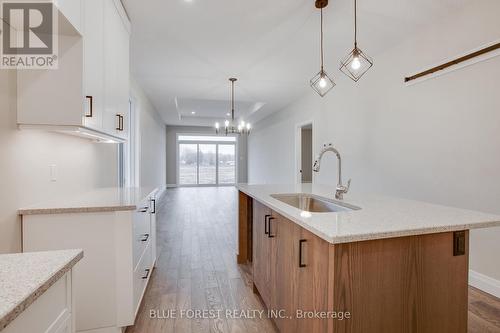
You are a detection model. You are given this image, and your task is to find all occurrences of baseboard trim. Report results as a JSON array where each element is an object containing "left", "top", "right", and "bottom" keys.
[
  {"left": 166, "top": 183, "right": 178, "bottom": 188},
  {"left": 469, "top": 270, "right": 500, "bottom": 298}
]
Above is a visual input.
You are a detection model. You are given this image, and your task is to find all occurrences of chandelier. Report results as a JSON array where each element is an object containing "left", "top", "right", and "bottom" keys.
[{"left": 215, "top": 78, "right": 251, "bottom": 135}]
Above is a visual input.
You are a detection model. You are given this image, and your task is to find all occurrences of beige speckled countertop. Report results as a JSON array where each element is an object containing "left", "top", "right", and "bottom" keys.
[
  {"left": 0, "top": 249, "right": 83, "bottom": 331},
  {"left": 18, "top": 187, "right": 158, "bottom": 215},
  {"left": 237, "top": 183, "right": 500, "bottom": 244}
]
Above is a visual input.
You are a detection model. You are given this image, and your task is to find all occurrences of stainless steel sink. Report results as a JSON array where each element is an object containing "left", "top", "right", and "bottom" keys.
[{"left": 270, "top": 193, "right": 361, "bottom": 213}]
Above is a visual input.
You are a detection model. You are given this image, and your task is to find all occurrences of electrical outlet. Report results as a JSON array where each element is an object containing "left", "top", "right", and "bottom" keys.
[{"left": 49, "top": 164, "right": 57, "bottom": 182}]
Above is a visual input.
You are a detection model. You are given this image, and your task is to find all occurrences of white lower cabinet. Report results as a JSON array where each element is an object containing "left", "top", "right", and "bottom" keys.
[
  {"left": 22, "top": 196, "right": 157, "bottom": 333},
  {"left": 4, "top": 272, "right": 74, "bottom": 333}
]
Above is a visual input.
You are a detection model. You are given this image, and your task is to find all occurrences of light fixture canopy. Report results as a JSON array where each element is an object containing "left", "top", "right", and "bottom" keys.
[
  {"left": 215, "top": 78, "right": 251, "bottom": 135},
  {"left": 310, "top": 2, "right": 335, "bottom": 97},
  {"left": 339, "top": 0, "right": 373, "bottom": 81}
]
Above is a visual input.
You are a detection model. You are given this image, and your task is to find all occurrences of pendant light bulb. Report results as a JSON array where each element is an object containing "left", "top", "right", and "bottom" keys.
[
  {"left": 215, "top": 122, "right": 220, "bottom": 129},
  {"left": 319, "top": 77, "right": 327, "bottom": 88},
  {"left": 224, "top": 120, "right": 229, "bottom": 127},
  {"left": 351, "top": 56, "right": 361, "bottom": 70},
  {"left": 246, "top": 123, "right": 251, "bottom": 130}
]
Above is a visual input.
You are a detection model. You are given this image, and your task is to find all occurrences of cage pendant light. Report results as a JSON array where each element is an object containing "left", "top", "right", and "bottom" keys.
[
  {"left": 215, "top": 78, "right": 251, "bottom": 136},
  {"left": 339, "top": 0, "right": 373, "bottom": 82},
  {"left": 310, "top": 1, "right": 335, "bottom": 97}
]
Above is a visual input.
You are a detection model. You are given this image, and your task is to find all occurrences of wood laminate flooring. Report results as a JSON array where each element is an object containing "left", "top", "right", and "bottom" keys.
[{"left": 126, "top": 187, "right": 500, "bottom": 333}]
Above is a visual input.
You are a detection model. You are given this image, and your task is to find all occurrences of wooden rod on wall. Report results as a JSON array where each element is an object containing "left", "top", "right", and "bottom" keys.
[{"left": 404, "top": 42, "right": 500, "bottom": 82}]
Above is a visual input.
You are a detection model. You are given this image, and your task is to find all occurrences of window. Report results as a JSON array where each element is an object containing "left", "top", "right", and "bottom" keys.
[{"left": 177, "top": 135, "right": 237, "bottom": 186}]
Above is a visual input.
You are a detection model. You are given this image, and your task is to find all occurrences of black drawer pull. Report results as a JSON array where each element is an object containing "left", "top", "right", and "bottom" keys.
[
  {"left": 138, "top": 207, "right": 148, "bottom": 213},
  {"left": 268, "top": 217, "right": 275, "bottom": 238},
  {"left": 264, "top": 214, "right": 271, "bottom": 235},
  {"left": 141, "top": 234, "right": 149, "bottom": 242},
  {"left": 299, "top": 239, "right": 307, "bottom": 267},
  {"left": 142, "top": 268, "right": 150, "bottom": 279}
]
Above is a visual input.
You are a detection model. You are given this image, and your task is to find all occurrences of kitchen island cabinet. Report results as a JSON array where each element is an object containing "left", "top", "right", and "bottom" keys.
[{"left": 238, "top": 183, "right": 500, "bottom": 333}]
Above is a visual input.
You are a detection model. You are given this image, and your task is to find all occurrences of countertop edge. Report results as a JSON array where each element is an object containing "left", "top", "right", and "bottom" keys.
[
  {"left": 18, "top": 205, "right": 137, "bottom": 215},
  {"left": 0, "top": 250, "right": 84, "bottom": 331},
  {"left": 237, "top": 186, "right": 500, "bottom": 244}
]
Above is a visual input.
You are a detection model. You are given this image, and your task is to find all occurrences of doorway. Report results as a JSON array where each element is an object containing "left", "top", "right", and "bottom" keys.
[{"left": 296, "top": 122, "right": 313, "bottom": 184}]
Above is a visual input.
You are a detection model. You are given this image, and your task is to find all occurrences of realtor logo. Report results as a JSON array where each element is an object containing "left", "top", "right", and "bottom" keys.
[{"left": 1, "top": 1, "right": 58, "bottom": 69}]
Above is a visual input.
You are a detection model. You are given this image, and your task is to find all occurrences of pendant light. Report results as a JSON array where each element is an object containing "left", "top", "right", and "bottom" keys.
[
  {"left": 310, "top": 0, "right": 335, "bottom": 97},
  {"left": 215, "top": 78, "right": 251, "bottom": 135},
  {"left": 339, "top": 0, "right": 373, "bottom": 81}
]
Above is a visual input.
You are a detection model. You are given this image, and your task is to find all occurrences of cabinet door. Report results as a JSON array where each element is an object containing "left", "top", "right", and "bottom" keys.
[
  {"left": 103, "top": 0, "right": 130, "bottom": 140},
  {"left": 82, "top": 0, "right": 104, "bottom": 130},
  {"left": 55, "top": 0, "right": 83, "bottom": 33},
  {"left": 252, "top": 201, "right": 273, "bottom": 307},
  {"left": 273, "top": 214, "right": 301, "bottom": 332},
  {"left": 296, "top": 228, "right": 330, "bottom": 333}
]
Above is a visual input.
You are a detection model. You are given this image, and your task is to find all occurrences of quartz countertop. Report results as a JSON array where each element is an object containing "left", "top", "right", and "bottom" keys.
[
  {"left": 0, "top": 249, "right": 83, "bottom": 331},
  {"left": 237, "top": 183, "right": 500, "bottom": 244},
  {"left": 18, "top": 187, "right": 158, "bottom": 215}
]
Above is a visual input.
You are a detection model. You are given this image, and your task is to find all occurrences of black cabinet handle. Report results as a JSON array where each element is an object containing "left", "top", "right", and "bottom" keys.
[
  {"left": 138, "top": 207, "right": 148, "bottom": 213},
  {"left": 151, "top": 199, "right": 156, "bottom": 214},
  {"left": 85, "top": 96, "right": 93, "bottom": 117},
  {"left": 299, "top": 239, "right": 307, "bottom": 267},
  {"left": 268, "top": 217, "right": 275, "bottom": 238},
  {"left": 264, "top": 214, "right": 271, "bottom": 235},
  {"left": 142, "top": 268, "right": 150, "bottom": 279},
  {"left": 141, "top": 234, "right": 149, "bottom": 242},
  {"left": 116, "top": 114, "right": 124, "bottom": 131}
]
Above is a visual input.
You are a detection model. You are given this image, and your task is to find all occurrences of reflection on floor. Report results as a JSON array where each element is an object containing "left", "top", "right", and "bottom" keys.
[{"left": 127, "top": 187, "right": 500, "bottom": 333}]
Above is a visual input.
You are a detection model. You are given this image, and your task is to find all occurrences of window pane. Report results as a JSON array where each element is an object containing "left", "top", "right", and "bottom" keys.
[
  {"left": 218, "top": 144, "right": 236, "bottom": 184},
  {"left": 198, "top": 144, "right": 216, "bottom": 185},
  {"left": 179, "top": 144, "right": 197, "bottom": 185},
  {"left": 178, "top": 135, "right": 236, "bottom": 142}
]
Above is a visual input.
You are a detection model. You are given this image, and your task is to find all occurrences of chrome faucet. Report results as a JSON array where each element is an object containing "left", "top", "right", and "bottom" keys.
[{"left": 313, "top": 143, "right": 351, "bottom": 200}]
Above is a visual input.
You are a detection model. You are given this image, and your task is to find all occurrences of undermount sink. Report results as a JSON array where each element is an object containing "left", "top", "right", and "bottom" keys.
[{"left": 270, "top": 193, "right": 361, "bottom": 213}]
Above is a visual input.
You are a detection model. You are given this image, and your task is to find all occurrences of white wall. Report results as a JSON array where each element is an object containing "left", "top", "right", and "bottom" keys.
[
  {"left": 131, "top": 79, "right": 167, "bottom": 188},
  {"left": 166, "top": 125, "right": 248, "bottom": 185},
  {"left": 248, "top": 0, "right": 500, "bottom": 284},
  {"left": 0, "top": 70, "right": 118, "bottom": 254}
]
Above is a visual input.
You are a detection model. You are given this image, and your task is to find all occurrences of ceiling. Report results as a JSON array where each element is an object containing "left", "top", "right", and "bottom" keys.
[{"left": 122, "top": 0, "right": 471, "bottom": 127}]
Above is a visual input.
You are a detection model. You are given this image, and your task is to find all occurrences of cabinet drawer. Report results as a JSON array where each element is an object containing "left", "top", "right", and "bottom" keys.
[
  {"left": 3, "top": 272, "right": 72, "bottom": 333},
  {"left": 132, "top": 205, "right": 151, "bottom": 269},
  {"left": 133, "top": 241, "right": 153, "bottom": 314}
]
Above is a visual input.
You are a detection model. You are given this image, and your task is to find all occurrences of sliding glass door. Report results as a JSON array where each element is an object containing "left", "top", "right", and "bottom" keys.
[
  {"left": 198, "top": 144, "right": 216, "bottom": 185},
  {"left": 178, "top": 135, "right": 237, "bottom": 186},
  {"left": 179, "top": 144, "right": 198, "bottom": 185},
  {"left": 218, "top": 144, "right": 236, "bottom": 184}
]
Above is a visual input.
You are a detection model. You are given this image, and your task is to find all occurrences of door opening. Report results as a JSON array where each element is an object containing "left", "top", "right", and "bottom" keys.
[{"left": 297, "top": 123, "right": 313, "bottom": 183}]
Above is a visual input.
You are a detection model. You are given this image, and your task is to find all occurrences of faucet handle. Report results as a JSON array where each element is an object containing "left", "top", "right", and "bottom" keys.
[{"left": 345, "top": 179, "right": 351, "bottom": 192}]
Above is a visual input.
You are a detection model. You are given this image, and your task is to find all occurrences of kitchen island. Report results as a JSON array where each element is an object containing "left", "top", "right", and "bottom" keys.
[{"left": 236, "top": 183, "right": 500, "bottom": 333}]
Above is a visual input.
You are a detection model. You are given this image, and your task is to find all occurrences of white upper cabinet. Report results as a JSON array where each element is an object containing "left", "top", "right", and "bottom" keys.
[
  {"left": 104, "top": 0, "right": 131, "bottom": 140},
  {"left": 17, "top": 0, "right": 131, "bottom": 143},
  {"left": 54, "top": 0, "right": 83, "bottom": 33},
  {"left": 83, "top": 0, "right": 104, "bottom": 131}
]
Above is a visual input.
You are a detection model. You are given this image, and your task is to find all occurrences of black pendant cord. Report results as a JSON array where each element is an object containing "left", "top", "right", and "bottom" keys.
[
  {"left": 320, "top": 8, "right": 324, "bottom": 71},
  {"left": 354, "top": 0, "right": 357, "bottom": 48},
  {"left": 231, "top": 81, "right": 235, "bottom": 121}
]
